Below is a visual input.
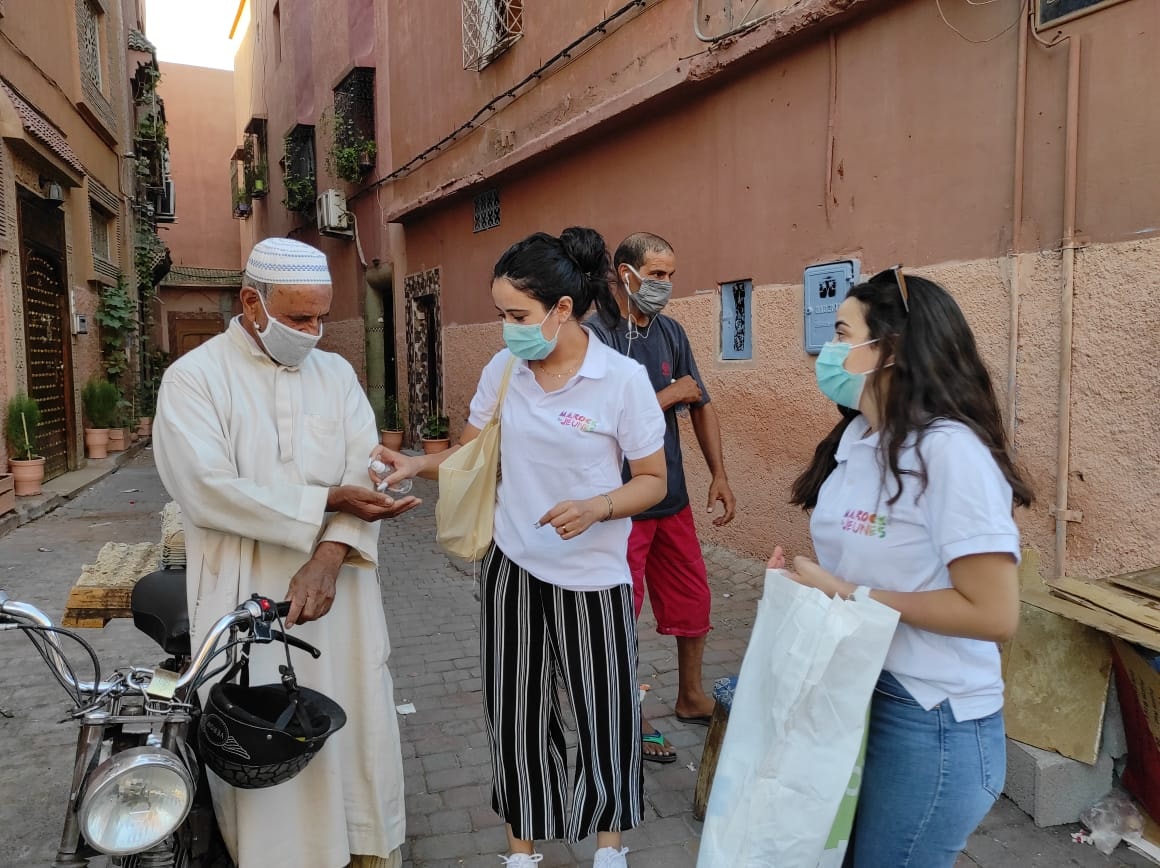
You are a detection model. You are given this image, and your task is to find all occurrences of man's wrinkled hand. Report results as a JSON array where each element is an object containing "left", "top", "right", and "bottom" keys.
[
  {"left": 284, "top": 555, "right": 341, "bottom": 626},
  {"left": 327, "top": 484, "right": 421, "bottom": 521}
]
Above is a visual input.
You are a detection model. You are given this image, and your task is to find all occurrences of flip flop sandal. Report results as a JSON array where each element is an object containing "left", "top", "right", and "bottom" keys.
[
  {"left": 642, "top": 731, "right": 678, "bottom": 764},
  {"left": 676, "top": 712, "right": 714, "bottom": 727}
]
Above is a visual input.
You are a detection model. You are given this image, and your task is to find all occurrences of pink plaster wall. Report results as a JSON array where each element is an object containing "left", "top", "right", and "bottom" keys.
[
  {"left": 157, "top": 64, "right": 242, "bottom": 270},
  {"left": 231, "top": 0, "right": 384, "bottom": 360},
  {"left": 441, "top": 237, "right": 1160, "bottom": 582}
]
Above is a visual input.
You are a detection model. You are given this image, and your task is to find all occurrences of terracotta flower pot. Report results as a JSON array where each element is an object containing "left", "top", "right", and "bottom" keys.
[
  {"left": 421, "top": 438, "right": 450, "bottom": 454},
  {"left": 10, "top": 457, "right": 45, "bottom": 496},
  {"left": 85, "top": 428, "right": 110, "bottom": 459},
  {"left": 107, "top": 428, "right": 127, "bottom": 453},
  {"left": 380, "top": 429, "right": 404, "bottom": 451},
  {"left": 138, "top": 417, "right": 153, "bottom": 437}
]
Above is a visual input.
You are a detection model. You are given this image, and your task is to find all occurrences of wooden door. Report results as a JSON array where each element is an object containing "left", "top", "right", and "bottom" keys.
[
  {"left": 168, "top": 312, "right": 226, "bottom": 359},
  {"left": 18, "top": 194, "right": 74, "bottom": 478}
]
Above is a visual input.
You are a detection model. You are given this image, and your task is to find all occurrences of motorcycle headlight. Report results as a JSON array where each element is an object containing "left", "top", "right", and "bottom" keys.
[{"left": 78, "top": 746, "right": 193, "bottom": 855}]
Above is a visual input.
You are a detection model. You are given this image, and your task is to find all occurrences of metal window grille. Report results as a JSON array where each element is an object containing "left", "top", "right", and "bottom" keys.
[
  {"left": 281, "top": 125, "right": 316, "bottom": 213},
  {"left": 89, "top": 205, "right": 110, "bottom": 261},
  {"left": 473, "top": 189, "right": 500, "bottom": 233},
  {"left": 334, "top": 68, "right": 376, "bottom": 147},
  {"left": 284, "top": 125, "right": 316, "bottom": 178},
  {"left": 720, "top": 279, "right": 753, "bottom": 361},
  {"left": 462, "top": 0, "right": 523, "bottom": 71},
  {"left": 77, "top": 0, "right": 102, "bottom": 90},
  {"left": 244, "top": 118, "right": 269, "bottom": 198}
]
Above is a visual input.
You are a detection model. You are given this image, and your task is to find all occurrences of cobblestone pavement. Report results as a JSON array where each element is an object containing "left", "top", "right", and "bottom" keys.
[{"left": 0, "top": 451, "right": 1151, "bottom": 867}]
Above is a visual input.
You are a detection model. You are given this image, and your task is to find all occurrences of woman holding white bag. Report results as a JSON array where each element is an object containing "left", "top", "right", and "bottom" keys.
[
  {"left": 771, "top": 267, "right": 1033, "bottom": 867},
  {"left": 371, "top": 227, "right": 666, "bottom": 868}
]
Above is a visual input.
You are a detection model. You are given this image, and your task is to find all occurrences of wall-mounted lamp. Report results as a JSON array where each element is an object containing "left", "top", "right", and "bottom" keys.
[{"left": 39, "top": 176, "right": 65, "bottom": 207}]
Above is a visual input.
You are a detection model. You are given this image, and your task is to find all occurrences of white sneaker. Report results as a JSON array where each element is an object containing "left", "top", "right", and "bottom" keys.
[
  {"left": 593, "top": 846, "right": 629, "bottom": 868},
  {"left": 498, "top": 854, "right": 543, "bottom": 867}
]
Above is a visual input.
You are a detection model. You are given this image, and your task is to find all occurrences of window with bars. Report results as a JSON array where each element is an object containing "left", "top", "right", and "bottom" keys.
[
  {"left": 281, "top": 125, "right": 316, "bottom": 214},
  {"left": 473, "top": 189, "right": 500, "bottom": 233},
  {"left": 330, "top": 68, "right": 377, "bottom": 183},
  {"left": 244, "top": 118, "right": 269, "bottom": 198},
  {"left": 77, "top": 0, "right": 103, "bottom": 91},
  {"left": 462, "top": 0, "right": 523, "bottom": 71},
  {"left": 90, "top": 204, "right": 111, "bottom": 262}
]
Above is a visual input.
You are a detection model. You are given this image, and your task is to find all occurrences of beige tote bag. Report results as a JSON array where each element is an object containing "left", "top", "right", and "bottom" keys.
[{"left": 435, "top": 357, "right": 517, "bottom": 561}]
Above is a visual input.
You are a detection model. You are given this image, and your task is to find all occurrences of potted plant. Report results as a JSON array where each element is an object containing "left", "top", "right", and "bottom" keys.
[
  {"left": 326, "top": 108, "right": 377, "bottom": 184},
  {"left": 108, "top": 397, "right": 134, "bottom": 453},
  {"left": 420, "top": 413, "right": 450, "bottom": 454},
  {"left": 282, "top": 174, "right": 316, "bottom": 214},
  {"left": 82, "top": 379, "right": 119, "bottom": 459},
  {"left": 5, "top": 394, "right": 44, "bottom": 496},
  {"left": 380, "top": 395, "right": 405, "bottom": 451},
  {"left": 137, "top": 381, "right": 156, "bottom": 437},
  {"left": 250, "top": 167, "right": 268, "bottom": 198}
]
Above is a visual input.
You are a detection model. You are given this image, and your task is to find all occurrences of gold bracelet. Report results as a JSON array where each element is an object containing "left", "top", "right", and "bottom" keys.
[{"left": 600, "top": 493, "right": 614, "bottom": 522}]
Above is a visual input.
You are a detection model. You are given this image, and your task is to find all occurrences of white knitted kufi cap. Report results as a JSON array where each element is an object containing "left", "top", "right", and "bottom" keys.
[{"left": 245, "top": 237, "right": 332, "bottom": 285}]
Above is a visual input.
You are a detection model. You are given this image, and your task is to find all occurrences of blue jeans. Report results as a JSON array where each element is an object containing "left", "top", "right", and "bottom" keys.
[{"left": 843, "top": 673, "right": 1005, "bottom": 868}]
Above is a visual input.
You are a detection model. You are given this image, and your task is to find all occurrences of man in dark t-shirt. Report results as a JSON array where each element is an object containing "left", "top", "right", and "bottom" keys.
[{"left": 588, "top": 232, "right": 736, "bottom": 763}]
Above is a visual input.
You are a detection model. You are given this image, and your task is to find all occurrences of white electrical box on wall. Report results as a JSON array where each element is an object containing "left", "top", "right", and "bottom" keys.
[
  {"left": 803, "top": 259, "right": 860, "bottom": 354},
  {"left": 74, "top": 313, "right": 88, "bottom": 335}
]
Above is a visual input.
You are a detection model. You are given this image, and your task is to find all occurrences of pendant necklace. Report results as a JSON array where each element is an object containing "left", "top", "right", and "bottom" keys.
[{"left": 536, "top": 358, "right": 578, "bottom": 379}]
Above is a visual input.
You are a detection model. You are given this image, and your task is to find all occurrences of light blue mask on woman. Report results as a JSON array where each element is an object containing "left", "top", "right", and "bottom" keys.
[
  {"left": 503, "top": 305, "right": 561, "bottom": 360},
  {"left": 814, "top": 339, "right": 879, "bottom": 409}
]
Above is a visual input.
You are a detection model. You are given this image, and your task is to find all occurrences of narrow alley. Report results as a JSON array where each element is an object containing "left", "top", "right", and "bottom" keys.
[{"left": 0, "top": 452, "right": 1149, "bottom": 867}]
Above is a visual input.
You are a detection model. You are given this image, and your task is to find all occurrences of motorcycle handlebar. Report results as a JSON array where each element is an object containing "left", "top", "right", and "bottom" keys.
[{"left": 0, "top": 591, "right": 303, "bottom": 700}]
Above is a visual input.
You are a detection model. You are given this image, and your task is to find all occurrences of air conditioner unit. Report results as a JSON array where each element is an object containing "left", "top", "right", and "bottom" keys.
[{"left": 316, "top": 188, "right": 352, "bottom": 238}]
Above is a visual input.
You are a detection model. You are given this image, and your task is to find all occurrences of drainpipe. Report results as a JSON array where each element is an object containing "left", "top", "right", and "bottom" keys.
[
  {"left": 365, "top": 258, "right": 394, "bottom": 431},
  {"left": 1006, "top": 7, "right": 1029, "bottom": 444},
  {"left": 1054, "top": 38, "right": 1083, "bottom": 579}
]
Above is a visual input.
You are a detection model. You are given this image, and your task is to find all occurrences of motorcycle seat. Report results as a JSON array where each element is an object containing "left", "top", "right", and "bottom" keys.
[{"left": 131, "top": 568, "right": 191, "bottom": 657}]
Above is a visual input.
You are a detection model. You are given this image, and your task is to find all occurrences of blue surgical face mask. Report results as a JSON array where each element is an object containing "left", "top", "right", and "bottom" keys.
[
  {"left": 814, "top": 339, "right": 879, "bottom": 409},
  {"left": 503, "top": 305, "right": 562, "bottom": 360}
]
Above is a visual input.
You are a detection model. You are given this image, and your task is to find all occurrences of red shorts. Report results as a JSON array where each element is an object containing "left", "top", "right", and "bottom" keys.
[{"left": 627, "top": 505, "right": 711, "bottom": 637}]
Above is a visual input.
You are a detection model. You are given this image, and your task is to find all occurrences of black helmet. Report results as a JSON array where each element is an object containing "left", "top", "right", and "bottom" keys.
[{"left": 198, "top": 678, "right": 346, "bottom": 789}]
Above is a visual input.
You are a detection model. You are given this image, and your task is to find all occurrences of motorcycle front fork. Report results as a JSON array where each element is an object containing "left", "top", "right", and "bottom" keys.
[{"left": 52, "top": 709, "right": 107, "bottom": 868}]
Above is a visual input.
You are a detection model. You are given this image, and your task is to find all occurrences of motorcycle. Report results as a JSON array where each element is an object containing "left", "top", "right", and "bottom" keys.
[{"left": 0, "top": 569, "right": 325, "bottom": 868}]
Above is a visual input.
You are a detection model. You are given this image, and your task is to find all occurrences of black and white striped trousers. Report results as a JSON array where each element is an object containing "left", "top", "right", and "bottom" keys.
[{"left": 480, "top": 544, "right": 644, "bottom": 843}]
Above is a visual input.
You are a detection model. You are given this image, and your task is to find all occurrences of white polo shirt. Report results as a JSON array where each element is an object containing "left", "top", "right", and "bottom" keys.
[
  {"left": 468, "top": 333, "right": 665, "bottom": 592},
  {"left": 810, "top": 415, "right": 1021, "bottom": 721}
]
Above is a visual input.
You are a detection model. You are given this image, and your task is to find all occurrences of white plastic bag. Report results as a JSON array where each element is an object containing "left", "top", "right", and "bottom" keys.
[{"left": 698, "top": 569, "right": 900, "bottom": 868}]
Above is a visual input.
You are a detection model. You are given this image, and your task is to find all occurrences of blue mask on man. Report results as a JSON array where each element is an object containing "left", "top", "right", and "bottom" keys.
[
  {"left": 814, "top": 339, "right": 879, "bottom": 409},
  {"left": 503, "top": 305, "right": 562, "bottom": 360}
]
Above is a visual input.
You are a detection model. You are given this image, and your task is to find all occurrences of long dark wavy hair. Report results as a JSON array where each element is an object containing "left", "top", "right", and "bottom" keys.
[
  {"left": 790, "top": 270, "right": 1033, "bottom": 510},
  {"left": 492, "top": 227, "right": 619, "bottom": 327}
]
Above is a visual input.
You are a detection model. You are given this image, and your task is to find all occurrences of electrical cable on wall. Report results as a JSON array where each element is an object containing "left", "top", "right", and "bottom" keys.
[
  {"left": 935, "top": 0, "right": 1028, "bottom": 43},
  {"left": 349, "top": 0, "right": 654, "bottom": 203}
]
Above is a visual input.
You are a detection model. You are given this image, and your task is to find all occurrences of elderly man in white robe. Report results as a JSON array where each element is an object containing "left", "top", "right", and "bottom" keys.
[{"left": 153, "top": 237, "right": 418, "bottom": 868}]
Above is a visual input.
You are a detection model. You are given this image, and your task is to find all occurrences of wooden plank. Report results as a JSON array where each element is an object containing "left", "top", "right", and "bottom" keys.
[
  {"left": 1108, "top": 566, "right": 1160, "bottom": 603},
  {"left": 693, "top": 703, "right": 730, "bottom": 822},
  {"left": 1002, "top": 603, "right": 1111, "bottom": 764},
  {"left": 1022, "top": 584, "right": 1160, "bottom": 652},
  {"left": 1048, "top": 576, "right": 1160, "bottom": 632},
  {"left": 60, "top": 615, "right": 109, "bottom": 628},
  {"left": 61, "top": 541, "right": 160, "bottom": 627}
]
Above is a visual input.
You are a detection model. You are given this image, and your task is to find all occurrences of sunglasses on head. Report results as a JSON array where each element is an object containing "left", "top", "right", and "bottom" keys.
[{"left": 871, "top": 265, "right": 909, "bottom": 314}]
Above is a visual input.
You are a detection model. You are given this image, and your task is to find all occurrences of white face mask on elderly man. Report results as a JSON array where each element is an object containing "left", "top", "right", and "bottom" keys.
[{"left": 255, "top": 293, "right": 323, "bottom": 367}]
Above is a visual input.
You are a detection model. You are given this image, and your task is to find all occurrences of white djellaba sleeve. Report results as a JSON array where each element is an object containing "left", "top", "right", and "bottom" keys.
[{"left": 153, "top": 364, "right": 330, "bottom": 554}]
